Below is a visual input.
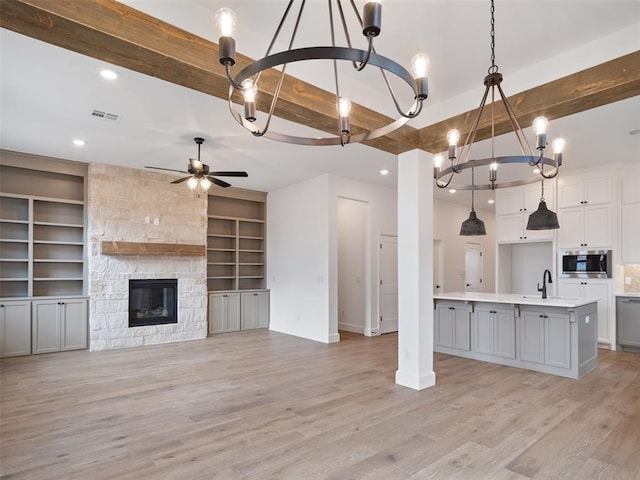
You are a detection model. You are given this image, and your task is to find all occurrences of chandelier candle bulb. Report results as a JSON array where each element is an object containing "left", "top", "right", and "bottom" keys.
[
  {"left": 447, "top": 129, "right": 460, "bottom": 160},
  {"left": 410, "top": 53, "right": 430, "bottom": 99},
  {"left": 433, "top": 154, "right": 443, "bottom": 179},
  {"left": 533, "top": 116, "right": 549, "bottom": 150},
  {"left": 552, "top": 138, "right": 566, "bottom": 166},
  {"left": 242, "top": 80, "right": 257, "bottom": 122},
  {"left": 363, "top": 0, "right": 382, "bottom": 37},
  {"left": 216, "top": 8, "right": 237, "bottom": 66}
]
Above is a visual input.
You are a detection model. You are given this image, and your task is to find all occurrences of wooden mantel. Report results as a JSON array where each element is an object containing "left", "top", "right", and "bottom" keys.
[{"left": 101, "top": 241, "right": 206, "bottom": 257}]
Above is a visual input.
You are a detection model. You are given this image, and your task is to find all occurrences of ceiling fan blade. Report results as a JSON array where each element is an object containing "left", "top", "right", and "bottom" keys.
[
  {"left": 209, "top": 176, "right": 231, "bottom": 188},
  {"left": 145, "top": 166, "right": 189, "bottom": 174},
  {"left": 209, "top": 171, "right": 248, "bottom": 177},
  {"left": 171, "top": 176, "right": 192, "bottom": 184}
]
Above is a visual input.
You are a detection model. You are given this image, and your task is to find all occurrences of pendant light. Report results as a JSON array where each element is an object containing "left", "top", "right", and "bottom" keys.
[
  {"left": 460, "top": 168, "right": 487, "bottom": 236},
  {"left": 526, "top": 180, "right": 560, "bottom": 230}
]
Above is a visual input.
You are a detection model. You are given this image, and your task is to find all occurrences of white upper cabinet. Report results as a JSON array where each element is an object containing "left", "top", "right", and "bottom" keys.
[
  {"left": 558, "top": 171, "right": 613, "bottom": 209},
  {"left": 495, "top": 182, "right": 555, "bottom": 243},
  {"left": 621, "top": 171, "right": 640, "bottom": 263}
]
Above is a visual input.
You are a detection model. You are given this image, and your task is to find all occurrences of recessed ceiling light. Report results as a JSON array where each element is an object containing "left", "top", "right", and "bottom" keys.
[
  {"left": 72, "top": 139, "right": 86, "bottom": 147},
  {"left": 449, "top": 189, "right": 456, "bottom": 194},
  {"left": 488, "top": 199, "right": 495, "bottom": 204},
  {"left": 380, "top": 169, "right": 389, "bottom": 175},
  {"left": 99, "top": 69, "right": 118, "bottom": 80}
]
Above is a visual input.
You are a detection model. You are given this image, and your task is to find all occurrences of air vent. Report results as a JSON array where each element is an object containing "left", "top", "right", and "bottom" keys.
[{"left": 91, "top": 109, "right": 121, "bottom": 123}]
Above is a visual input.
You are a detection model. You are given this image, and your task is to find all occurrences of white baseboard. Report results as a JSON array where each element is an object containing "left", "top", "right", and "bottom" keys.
[{"left": 338, "top": 322, "right": 365, "bottom": 335}]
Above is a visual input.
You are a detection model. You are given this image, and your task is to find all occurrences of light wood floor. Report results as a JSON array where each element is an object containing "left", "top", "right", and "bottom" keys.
[{"left": 1, "top": 331, "right": 639, "bottom": 480}]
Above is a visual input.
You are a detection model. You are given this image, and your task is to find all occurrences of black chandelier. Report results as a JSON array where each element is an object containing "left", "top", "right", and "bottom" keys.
[
  {"left": 215, "top": 0, "right": 429, "bottom": 146},
  {"left": 433, "top": 0, "right": 565, "bottom": 234}
]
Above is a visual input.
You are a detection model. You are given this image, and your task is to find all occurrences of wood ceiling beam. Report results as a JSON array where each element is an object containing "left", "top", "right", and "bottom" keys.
[
  {"left": 418, "top": 51, "right": 640, "bottom": 154},
  {"left": 1, "top": 1, "right": 638, "bottom": 158},
  {"left": 0, "top": 0, "right": 419, "bottom": 155}
]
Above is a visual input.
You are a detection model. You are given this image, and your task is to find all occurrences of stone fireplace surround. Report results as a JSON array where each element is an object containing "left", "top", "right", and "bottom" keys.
[{"left": 87, "top": 163, "right": 208, "bottom": 351}]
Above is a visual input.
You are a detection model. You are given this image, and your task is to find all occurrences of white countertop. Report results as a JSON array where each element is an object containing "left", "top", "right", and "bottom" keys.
[
  {"left": 615, "top": 292, "right": 640, "bottom": 298},
  {"left": 434, "top": 292, "right": 599, "bottom": 308}
]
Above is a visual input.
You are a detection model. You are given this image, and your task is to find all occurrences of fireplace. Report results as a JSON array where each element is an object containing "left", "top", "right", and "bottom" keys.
[{"left": 129, "top": 279, "right": 177, "bottom": 327}]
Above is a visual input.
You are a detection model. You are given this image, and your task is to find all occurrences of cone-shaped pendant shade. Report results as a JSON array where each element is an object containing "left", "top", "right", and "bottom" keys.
[
  {"left": 460, "top": 210, "right": 487, "bottom": 236},
  {"left": 526, "top": 199, "right": 559, "bottom": 230}
]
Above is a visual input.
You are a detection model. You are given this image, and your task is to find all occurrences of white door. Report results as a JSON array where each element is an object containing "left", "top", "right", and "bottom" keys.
[
  {"left": 464, "top": 242, "right": 483, "bottom": 292},
  {"left": 433, "top": 240, "right": 443, "bottom": 294},
  {"left": 379, "top": 234, "right": 398, "bottom": 334}
]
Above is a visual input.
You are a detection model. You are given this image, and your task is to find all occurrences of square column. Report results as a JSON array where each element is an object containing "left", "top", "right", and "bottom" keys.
[{"left": 395, "top": 149, "right": 435, "bottom": 390}]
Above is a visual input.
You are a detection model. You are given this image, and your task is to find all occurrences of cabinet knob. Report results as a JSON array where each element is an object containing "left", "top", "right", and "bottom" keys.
[
  {"left": 0, "top": 305, "right": 4, "bottom": 308},
  {"left": 539, "top": 314, "right": 544, "bottom": 318},
  {"left": 253, "top": 293, "right": 258, "bottom": 296}
]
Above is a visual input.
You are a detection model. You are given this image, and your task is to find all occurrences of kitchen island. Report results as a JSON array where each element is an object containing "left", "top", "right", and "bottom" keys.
[{"left": 433, "top": 293, "right": 598, "bottom": 379}]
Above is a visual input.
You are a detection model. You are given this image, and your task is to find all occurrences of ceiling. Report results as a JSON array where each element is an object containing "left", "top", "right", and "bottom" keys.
[{"left": 1, "top": 1, "right": 639, "bottom": 210}]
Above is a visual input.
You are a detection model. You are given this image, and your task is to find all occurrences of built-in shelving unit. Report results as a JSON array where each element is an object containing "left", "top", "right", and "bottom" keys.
[
  {"left": 0, "top": 161, "right": 86, "bottom": 298},
  {"left": 207, "top": 190, "right": 266, "bottom": 291}
]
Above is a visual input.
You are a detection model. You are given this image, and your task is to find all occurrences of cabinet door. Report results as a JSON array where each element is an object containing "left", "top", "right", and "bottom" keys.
[
  {"left": 584, "top": 175, "right": 613, "bottom": 206},
  {"left": 558, "top": 207, "right": 584, "bottom": 248},
  {"left": 622, "top": 174, "right": 640, "bottom": 205},
  {"left": 584, "top": 204, "right": 612, "bottom": 248},
  {"left": 617, "top": 298, "right": 640, "bottom": 347},
  {"left": 474, "top": 308, "right": 494, "bottom": 354},
  {"left": 240, "top": 292, "right": 268, "bottom": 330},
  {"left": 496, "top": 214, "right": 523, "bottom": 243},
  {"left": 582, "top": 282, "right": 610, "bottom": 343},
  {"left": 520, "top": 311, "right": 545, "bottom": 364},
  {"left": 496, "top": 188, "right": 524, "bottom": 215},
  {"left": 452, "top": 306, "right": 470, "bottom": 351},
  {"left": 0, "top": 301, "right": 31, "bottom": 357},
  {"left": 494, "top": 309, "right": 516, "bottom": 359},
  {"left": 545, "top": 313, "right": 571, "bottom": 369},
  {"left": 61, "top": 299, "right": 87, "bottom": 351},
  {"left": 435, "top": 304, "right": 453, "bottom": 348},
  {"left": 209, "top": 293, "right": 241, "bottom": 334},
  {"left": 557, "top": 177, "right": 584, "bottom": 208},
  {"left": 32, "top": 301, "right": 61, "bottom": 354},
  {"left": 622, "top": 204, "right": 640, "bottom": 263}
]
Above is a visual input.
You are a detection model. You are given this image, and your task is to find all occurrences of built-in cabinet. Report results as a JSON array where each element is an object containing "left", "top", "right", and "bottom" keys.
[
  {"left": 31, "top": 298, "right": 87, "bottom": 354},
  {"left": 0, "top": 155, "right": 89, "bottom": 357},
  {"left": 557, "top": 279, "right": 611, "bottom": 344},
  {"left": 616, "top": 296, "right": 640, "bottom": 350},
  {"left": 473, "top": 304, "right": 516, "bottom": 359},
  {"left": 495, "top": 182, "right": 555, "bottom": 243},
  {"left": 557, "top": 171, "right": 614, "bottom": 249},
  {"left": 621, "top": 172, "right": 640, "bottom": 263},
  {"left": 520, "top": 308, "right": 571, "bottom": 369},
  {"left": 0, "top": 300, "right": 31, "bottom": 357},
  {"left": 208, "top": 290, "right": 269, "bottom": 334},
  {"left": 207, "top": 190, "right": 270, "bottom": 334},
  {"left": 434, "top": 302, "right": 471, "bottom": 351}
]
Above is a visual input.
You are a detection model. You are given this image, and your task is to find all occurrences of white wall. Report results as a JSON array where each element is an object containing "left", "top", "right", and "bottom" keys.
[
  {"left": 329, "top": 175, "right": 398, "bottom": 336},
  {"left": 267, "top": 175, "right": 334, "bottom": 343},
  {"left": 433, "top": 198, "right": 496, "bottom": 293},
  {"left": 337, "top": 197, "right": 367, "bottom": 334}
]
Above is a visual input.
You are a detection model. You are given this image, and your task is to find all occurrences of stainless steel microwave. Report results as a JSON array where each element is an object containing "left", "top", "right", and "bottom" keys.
[{"left": 559, "top": 250, "right": 612, "bottom": 278}]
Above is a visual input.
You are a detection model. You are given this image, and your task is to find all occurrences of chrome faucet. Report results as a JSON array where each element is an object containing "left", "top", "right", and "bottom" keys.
[{"left": 537, "top": 269, "right": 553, "bottom": 299}]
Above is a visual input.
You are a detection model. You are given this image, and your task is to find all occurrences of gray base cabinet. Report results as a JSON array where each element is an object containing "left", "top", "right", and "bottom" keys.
[
  {"left": 208, "top": 292, "right": 241, "bottom": 334},
  {"left": 435, "top": 302, "right": 471, "bottom": 351},
  {"left": 0, "top": 301, "right": 31, "bottom": 357},
  {"left": 240, "top": 291, "right": 269, "bottom": 330},
  {"left": 32, "top": 298, "right": 87, "bottom": 354},
  {"left": 434, "top": 299, "right": 598, "bottom": 379},
  {"left": 617, "top": 296, "right": 640, "bottom": 349},
  {"left": 209, "top": 290, "right": 270, "bottom": 334}
]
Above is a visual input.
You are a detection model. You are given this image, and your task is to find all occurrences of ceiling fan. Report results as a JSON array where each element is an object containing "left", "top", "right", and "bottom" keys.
[{"left": 145, "top": 137, "right": 248, "bottom": 189}]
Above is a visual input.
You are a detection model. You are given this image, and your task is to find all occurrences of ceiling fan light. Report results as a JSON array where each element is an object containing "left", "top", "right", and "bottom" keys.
[
  {"left": 200, "top": 177, "right": 212, "bottom": 190},
  {"left": 460, "top": 211, "right": 486, "bottom": 236},
  {"left": 526, "top": 199, "right": 560, "bottom": 230},
  {"left": 187, "top": 177, "right": 198, "bottom": 190}
]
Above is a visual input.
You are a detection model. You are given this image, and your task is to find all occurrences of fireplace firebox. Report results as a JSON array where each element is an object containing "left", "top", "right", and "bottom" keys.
[{"left": 129, "top": 279, "right": 177, "bottom": 327}]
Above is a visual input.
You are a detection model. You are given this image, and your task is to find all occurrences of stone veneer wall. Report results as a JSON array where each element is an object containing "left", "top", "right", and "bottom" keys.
[{"left": 87, "top": 163, "right": 208, "bottom": 350}]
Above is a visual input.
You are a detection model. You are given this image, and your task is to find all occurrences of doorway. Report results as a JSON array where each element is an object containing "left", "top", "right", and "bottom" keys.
[
  {"left": 379, "top": 234, "right": 398, "bottom": 334},
  {"left": 464, "top": 242, "right": 483, "bottom": 292},
  {"left": 337, "top": 197, "right": 367, "bottom": 334}
]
